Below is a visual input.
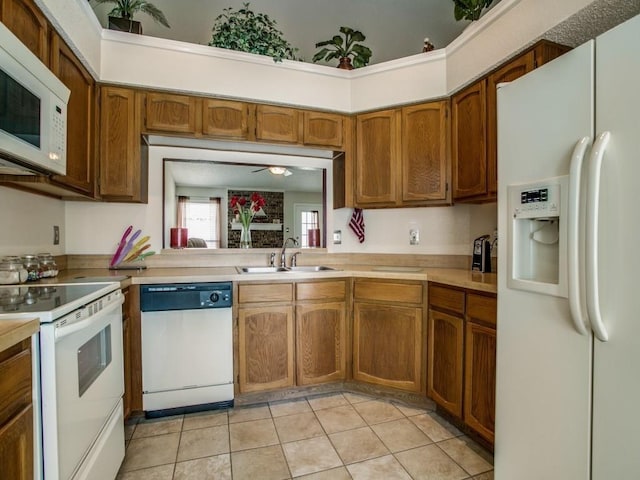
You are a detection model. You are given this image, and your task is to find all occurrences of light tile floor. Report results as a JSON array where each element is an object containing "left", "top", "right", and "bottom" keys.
[{"left": 118, "top": 392, "right": 493, "bottom": 480}]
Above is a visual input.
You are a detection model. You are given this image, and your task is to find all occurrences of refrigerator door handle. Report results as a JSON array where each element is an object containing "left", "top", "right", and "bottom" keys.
[
  {"left": 586, "top": 131, "right": 611, "bottom": 342},
  {"left": 568, "top": 136, "right": 591, "bottom": 336}
]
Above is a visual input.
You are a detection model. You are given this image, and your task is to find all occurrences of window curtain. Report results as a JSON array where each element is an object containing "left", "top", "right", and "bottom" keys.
[
  {"left": 177, "top": 196, "right": 188, "bottom": 227},
  {"left": 209, "top": 197, "right": 221, "bottom": 248}
]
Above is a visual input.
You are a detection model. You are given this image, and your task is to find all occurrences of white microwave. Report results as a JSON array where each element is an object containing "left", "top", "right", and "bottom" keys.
[{"left": 0, "top": 22, "right": 70, "bottom": 175}]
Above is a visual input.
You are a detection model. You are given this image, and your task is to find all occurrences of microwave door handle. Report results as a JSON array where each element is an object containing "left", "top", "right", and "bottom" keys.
[
  {"left": 54, "top": 297, "right": 123, "bottom": 342},
  {"left": 586, "top": 131, "right": 611, "bottom": 342},
  {"left": 568, "top": 136, "right": 591, "bottom": 336}
]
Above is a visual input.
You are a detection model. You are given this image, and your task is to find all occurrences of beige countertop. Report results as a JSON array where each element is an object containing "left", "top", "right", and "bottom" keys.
[
  {"left": 0, "top": 318, "right": 39, "bottom": 352},
  {"left": 49, "top": 265, "right": 497, "bottom": 294}
]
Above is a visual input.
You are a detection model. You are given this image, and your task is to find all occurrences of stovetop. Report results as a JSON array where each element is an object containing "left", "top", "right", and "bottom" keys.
[{"left": 0, "top": 282, "right": 120, "bottom": 321}]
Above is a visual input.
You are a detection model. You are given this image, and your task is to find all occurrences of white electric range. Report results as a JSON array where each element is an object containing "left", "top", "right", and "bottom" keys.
[{"left": 0, "top": 282, "right": 125, "bottom": 480}]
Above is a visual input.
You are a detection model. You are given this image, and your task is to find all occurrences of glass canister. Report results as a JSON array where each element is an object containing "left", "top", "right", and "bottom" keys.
[
  {"left": 22, "top": 255, "right": 42, "bottom": 281},
  {"left": 38, "top": 253, "right": 59, "bottom": 278},
  {"left": 0, "top": 257, "right": 28, "bottom": 284}
]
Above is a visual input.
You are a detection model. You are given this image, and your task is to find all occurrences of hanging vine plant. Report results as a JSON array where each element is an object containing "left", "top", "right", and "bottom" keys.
[
  {"left": 452, "top": 0, "right": 494, "bottom": 21},
  {"left": 208, "top": 3, "right": 298, "bottom": 63}
]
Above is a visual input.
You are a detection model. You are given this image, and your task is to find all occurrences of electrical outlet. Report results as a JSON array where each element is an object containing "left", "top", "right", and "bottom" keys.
[
  {"left": 53, "top": 225, "right": 60, "bottom": 245},
  {"left": 333, "top": 230, "right": 342, "bottom": 244},
  {"left": 409, "top": 228, "right": 419, "bottom": 245}
]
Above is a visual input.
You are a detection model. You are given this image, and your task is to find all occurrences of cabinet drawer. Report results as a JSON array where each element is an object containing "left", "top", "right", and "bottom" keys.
[
  {"left": 467, "top": 293, "right": 497, "bottom": 326},
  {"left": 238, "top": 283, "right": 293, "bottom": 304},
  {"left": 354, "top": 280, "right": 423, "bottom": 304},
  {"left": 0, "top": 347, "right": 32, "bottom": 428},
  {"left": 428, "top": 284, "right": 465, "bottom": 315},
  {"left": 296, "top": 280, "right": 346, "bottom": 301}
]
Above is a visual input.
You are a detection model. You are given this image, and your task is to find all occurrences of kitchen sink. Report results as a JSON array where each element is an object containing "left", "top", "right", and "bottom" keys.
[
  {"left": 286, "top": 265, "right": 337, "bottom": 272},
  {"left": 236, "top": 266, "right": 337, "bottom": 274},
  {"left": 237, "top": 266, "right": 289, "bottom": 274}
]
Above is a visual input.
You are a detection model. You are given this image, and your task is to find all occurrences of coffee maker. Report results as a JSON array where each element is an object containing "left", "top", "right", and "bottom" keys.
[{"left": 472, "top": 235, "right": 492, "bottom": 273}]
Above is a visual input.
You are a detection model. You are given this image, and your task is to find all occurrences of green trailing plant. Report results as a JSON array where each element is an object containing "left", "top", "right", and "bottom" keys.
[
  {"left": 452, "top": 0, "right": 493, "bottom": 21},
  {"left": 208, "top": 3, "right": 298, "bottom": 63},
  {"left": 93, "top": 0, "right": 170, "bottom": 28},
  {"left": 312, "top": 26, "right": 372, "bottom": 69}
]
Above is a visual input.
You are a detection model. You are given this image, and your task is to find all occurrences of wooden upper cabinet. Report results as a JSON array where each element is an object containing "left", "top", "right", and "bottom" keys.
[
  {"left": 355, "top": 109, "right": 401, "bottom": 207},
  {"left": 49, "top": 32, "right": 96, "bottom": 196},
  {"left": 303, "top": 111, "right": 344, "bottom": 149},
  {"left": 99, "top": 86, "right": 147, "bottom": 202},
  {"left": 202, "top": 99, "right": 252, "bottom": 139},
  {"left": 256, "top": 105, "right": 300, "bottom": 143},
  {"left": 452, "top": 79, "right": 487, "bottom": 201},
  {"left": 0, "top": 0, "right": 49, "bottom": 65},
  {"left": 401, "top": 101, "right": 449, "bottom": 204},
  {"left": 485, "top": 52, "right": 535, "bottom": 197},
  {"left": 144, "top": 92, "right": 197, "bottom": 134}
]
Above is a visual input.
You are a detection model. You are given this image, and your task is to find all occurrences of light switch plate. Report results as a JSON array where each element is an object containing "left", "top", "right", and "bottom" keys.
[
  {"left": 53, "top": 225, "right": 60, "bottom": 245},
  {"left": 333, "top": 230, "right": 342, "bottom": 244}
]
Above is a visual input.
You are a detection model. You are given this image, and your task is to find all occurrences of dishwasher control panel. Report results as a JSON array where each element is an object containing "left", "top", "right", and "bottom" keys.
[{"left": 140, "top": 282, "right": 232, "bottom": 311}]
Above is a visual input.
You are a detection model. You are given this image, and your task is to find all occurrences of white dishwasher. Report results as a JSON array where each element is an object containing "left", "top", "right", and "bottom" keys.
[{"left": 140, "top": 282, "right": 233, "bottom": 417}]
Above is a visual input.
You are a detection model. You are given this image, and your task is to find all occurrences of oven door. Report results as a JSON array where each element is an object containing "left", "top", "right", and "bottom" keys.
[{"left": 39, "top": 293, "right": 124, "bottom": 480}]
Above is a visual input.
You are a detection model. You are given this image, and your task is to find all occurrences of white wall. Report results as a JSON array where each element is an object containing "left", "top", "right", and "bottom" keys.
[
  {"left": 332, "top": 204, "right": 496, "bottom": 255},
  {"left": 0, "top": 187, "right": 65, "bottom": 256}
]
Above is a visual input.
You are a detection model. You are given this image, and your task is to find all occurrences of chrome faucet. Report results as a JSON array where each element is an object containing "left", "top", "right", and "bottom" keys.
[
  {"left": 280, "top": 237, "right": 298, "bottom": 267},
  {"left": 291, "top": 251, "right": 301, "bottom": 267}
]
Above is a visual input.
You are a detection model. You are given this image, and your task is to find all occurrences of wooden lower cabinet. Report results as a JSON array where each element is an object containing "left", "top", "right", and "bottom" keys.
[
  {"left": 353, "top": 302, "right": 423, "bottom": 392},
  {"left": 238, "top": 305, "right": 295, "bottom": 393},
  {"left": 427, "top": 309, "right": 464, "bottom": 417},
  {"left": 427, "top": 282, "right": 497, "bottom": 444},
  {"left": 0, "top": 338, "right": 33, "bottom": 480},
  {"left": 464, "top": 321, "right": 496, "bottom": 443},
  {"left": 352, "top": 279, "right": 424, "bottom": 392},
  {"left": 296, "top": 302, "right": 346, "bottom": 385}
]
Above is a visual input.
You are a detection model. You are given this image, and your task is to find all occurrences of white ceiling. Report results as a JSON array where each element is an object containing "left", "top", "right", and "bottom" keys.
[
  {"left": 166, "top": 160, "right": 324, "bottom": 192},
  {"left": 89, "top": 0, "right": 501, "bottom": 65}
]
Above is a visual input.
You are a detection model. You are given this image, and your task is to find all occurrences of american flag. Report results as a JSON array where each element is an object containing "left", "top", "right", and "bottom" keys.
[{"left": 349, "top": 208, "right": 365, "bottom": 243}]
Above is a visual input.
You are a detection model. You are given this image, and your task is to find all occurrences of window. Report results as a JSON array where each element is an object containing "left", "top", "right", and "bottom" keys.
[
  {"left": 178, "top": 196, "right": 221, "bottom": 248},
  {"left": 300, "top": 210, "right": 319, "bottom": 248}
]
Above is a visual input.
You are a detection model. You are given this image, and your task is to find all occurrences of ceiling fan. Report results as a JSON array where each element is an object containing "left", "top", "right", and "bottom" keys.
[{"left": 252, "top": 166, "right": 293, "bottom": 176}]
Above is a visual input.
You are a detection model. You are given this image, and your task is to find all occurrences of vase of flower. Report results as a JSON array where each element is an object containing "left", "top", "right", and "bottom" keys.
[
  {"left": 230, "top": 192, "right": 266, "bottom": 249},
  {"left": 239, "top": 220, "right": 252, "bottom": 249}
]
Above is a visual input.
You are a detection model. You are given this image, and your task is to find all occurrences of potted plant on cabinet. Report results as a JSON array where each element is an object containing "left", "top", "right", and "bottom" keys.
[
  {"left": 92, "top": 0, "right": 170, "bottom": 34},
  {"left": 209, "top": 3, "right": 298, "bottom": 63},
  {"left": 451, "top": 0, "right": 494, "bottom": 21},
  {"left": 312, "top": 26, "right": 372, "bottom": 69}
]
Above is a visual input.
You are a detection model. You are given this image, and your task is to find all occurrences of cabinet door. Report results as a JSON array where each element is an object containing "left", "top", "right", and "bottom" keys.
[
  {"left": 0, "top": 0, "right": 48, "bottom": 65},
  {"left": 353, "top": 302, "right": 422, "bottom": 392},
  {"left": 427, "top": 309, "right": 464, "bottom": 417},
  {"left": 464, "top": 321, "right": 496, "bottom": 443},
  {"left": 202, "top": 99, "right": 251, "bottom": 139},
  {"left": 144, "top": 92, "right": 197, "bottom": 134},
  {"left": 355, "top": 109, "right": 401, "bottom": 206},
  {"left": 0, "top": 405, "right": 33, "bottom": 480},
  {"left": 256, "top": 105, "right": 300, "bottom": 143},
  {"left": 451, "top": 80, "right": 487, "bottom": 200},
  {"left": 401, "top": 101, "right": 449, "bottom": 204},
  {"left": 303, "top": 111, "right": 344, "bottom": 148},
  {"left": 296, "top": 302, "right": 346, "bottom": 385},
  {"left": 238, "top": 305, "right": 294, "bottom": 393},
  {"left": 99, "top": 87, "right": 146, "bottom": 202},
  {"left": 486, "top": 52, "right": 534, "bottom": 198},
  {"left": 49, "top": 32, "right": 97, "bottom": 196}
]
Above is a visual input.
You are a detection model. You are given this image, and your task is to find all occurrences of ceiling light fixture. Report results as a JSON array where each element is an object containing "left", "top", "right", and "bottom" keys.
[{"left": 268, "top": 166, "right": 286, "bottom": 175}]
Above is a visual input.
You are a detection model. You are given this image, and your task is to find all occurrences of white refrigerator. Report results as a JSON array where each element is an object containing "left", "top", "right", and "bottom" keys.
[{"left": 495, "top": 13, "right": 640, "bottom": 480}]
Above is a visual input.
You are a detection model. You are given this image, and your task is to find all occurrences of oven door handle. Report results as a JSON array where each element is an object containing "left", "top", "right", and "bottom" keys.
[{"left": 55, "top": 296, "right": 123, "bottom": 342}]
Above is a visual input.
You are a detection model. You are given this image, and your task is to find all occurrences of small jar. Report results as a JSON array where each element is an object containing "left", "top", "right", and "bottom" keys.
[
  {"left": 38, "top": 253, "right": 58, "bottom": 278},
  {"left": 22, "top": 255, "right": 42, "bottom": 282},
  {"left": 0, "top": 258, "right": 28, "bottom": 284}
]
